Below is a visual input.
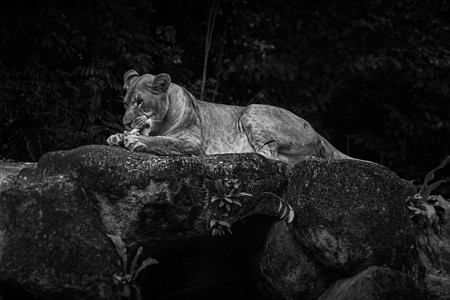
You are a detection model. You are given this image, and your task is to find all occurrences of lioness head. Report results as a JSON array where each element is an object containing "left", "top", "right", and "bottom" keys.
[{"left": 122, "top": 70, "right": 172, "bottom": 135}]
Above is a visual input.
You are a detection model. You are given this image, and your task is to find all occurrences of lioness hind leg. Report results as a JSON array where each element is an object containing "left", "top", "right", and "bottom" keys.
[
  {"left": 107, "top": 133, "right": 125, "bottom": 147},
  {"left": 241, "top": 121, "right": 279, "bottom": 160},
  {"left": 241, "top": 104, "right": 322, "bottom": 162},
  {"left": 254, "top": 140, "right": 279, "bottom": 160},
  {"left": 240, "top": 113, "right": 279, "bottom": 160}
]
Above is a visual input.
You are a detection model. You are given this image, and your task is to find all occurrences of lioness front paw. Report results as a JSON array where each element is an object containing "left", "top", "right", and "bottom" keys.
[
  {"left": 124, "top": 135, "right": 147, "bottom": 152},
  {"left": 107, "top": 133, "right": 125, "bottom": 147}
]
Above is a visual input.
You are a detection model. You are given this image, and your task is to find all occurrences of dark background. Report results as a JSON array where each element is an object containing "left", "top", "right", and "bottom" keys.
[{"left": 0, "top": 0, "right": 449, "bottom": 188}]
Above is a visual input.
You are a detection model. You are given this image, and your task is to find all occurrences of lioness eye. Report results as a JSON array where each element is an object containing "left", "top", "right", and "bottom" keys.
[{"left": 136, "top": 99, "right": 144, "bottom": 106}]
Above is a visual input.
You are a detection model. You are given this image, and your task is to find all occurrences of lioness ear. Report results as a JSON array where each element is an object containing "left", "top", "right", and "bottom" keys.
[
  {"left": 152, "top": 73, "right": 171, "bottom": 93},
  {"left": 123, "top": 70, "right": 139, "bottom": 90}
]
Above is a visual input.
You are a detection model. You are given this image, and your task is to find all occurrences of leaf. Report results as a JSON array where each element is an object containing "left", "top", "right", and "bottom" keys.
[
  {"left": 422, "top": 180, "right": 446, "bottom": 200},
  {"left": 211, "top": 195, "right": 219, "bottom": 202},
  {"left": 287, "top": 208, "right": 295, "bottom": 223},
  {"left": 224, "top": 197, "right": 233, "bottom": 203},
  {"left": 210, "top": 219, "right": 217, "bottom": 228},
  {"left": 130, "top": 247, "right": 143, "bottom": 277},
  {"left": 226, "top": 204, "right": 231, "bottom": 212},
  {"left": 134, "top": 256, "right": 159, "bottom": 280},
  {"left": 277, "top": 201, "right": 283, "bottom": 212},
  {"left": 212, "top": 228, "right": 219, "bottom": 236},
  {"left": 219, "top": 201, "right": 225, "bottom": 207},
  {"left": 408, "top": 206, "right": 423, "bottom": 214},
  {"left": 113, "top": 274, "right": 125, "bottom": 284},
  {"left": 218, "top": 220, "right": 231, "bottom": 228},
  {"left": 280, "top": 206, "right": 288, "bottom": 220},
  {"left": 107, "top": 234, "right": 128, "bottom": 271},
  {"left": 421, "top": 156, "right": 450, "bottom": 195},
  {"left": 232, "top": 200, "right": 242, "bottom": 206},
  {"left": 236, "top": 192, "right": 253, "bottom": 197}
]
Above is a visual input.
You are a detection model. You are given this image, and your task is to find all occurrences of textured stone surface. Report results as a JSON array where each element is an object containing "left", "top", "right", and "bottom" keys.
[
  {"left": 0, "top": 176, "right": 119, "bottom": 300},
  {"left": 0, "top": 161, "right": 35, "bottom": 192},
  {"left": 287, "top": 159, "right": 415, "bottom": 274},
  {"left": 32, "top": 145, "right": 288, "bottom": 248},
  {"left": 319, "top": 266, "right": 425, "bottom": 300},
  {"left": 0, "top": 146, "right": 421, "bottom": 299},
  {"left": 0, "top": 146, "right": 288, "bottom": 299},
  {"left": 255, "top": 221, "right": 335, "bottom": 300}
]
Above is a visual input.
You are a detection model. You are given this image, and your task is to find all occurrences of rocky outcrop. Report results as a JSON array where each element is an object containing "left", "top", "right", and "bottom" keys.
[
  {"left": 288, "top": 159, "right": 414, "bottom": 273},
  {"left": 255, "top": 221, "right": 335, "bottom": 300},
  {"left": 0, "top": 175, "right": 118, "bottom": 300},
  {"left": 319, "top": 266, "right": 425, "bottom": 300},
  {"left": 0, "top": 145, "right": 422, "bottom": 299},
  {"left": 30, "top": 145, "right": 288, "bottom": 247},
  {"left": 0, "top": 161, "right": 35, "bottom": 192}
]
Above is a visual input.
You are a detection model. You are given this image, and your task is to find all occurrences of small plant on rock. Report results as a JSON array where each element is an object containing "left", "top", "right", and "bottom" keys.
[
  {"left": 207, "top": 178, "right": 252, "bottom": 212},
  {"left": 210, "top": 219, "right": 232, "bottom": 236},
  {"left": 406, "top": 156, "right": 450, "bottom": 282},
  {"left": 206, "top": 178, "right": 252, "bottom": 236},
  {"left": 107, "top": 234, "right": 159, "bottom": 300}
]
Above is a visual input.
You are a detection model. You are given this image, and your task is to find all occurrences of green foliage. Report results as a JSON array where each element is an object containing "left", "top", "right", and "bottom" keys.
[
  {"left": 210, "top": 219, "right": 232, "bottom": 237},
  {"left": 107, "top": 234, "right": 158, "bottom": 300},
  {"left": 207, "top": 178, "right": 251, "bottom": 213},
  {"left": 206, "top": 178, "right": 252, "bottom": 236},
  {"left": 205, "top": 178, "right": 295, "bottom": 236},
  {"left": 406, "top": 156, "right": 450, "bottom": 282}
]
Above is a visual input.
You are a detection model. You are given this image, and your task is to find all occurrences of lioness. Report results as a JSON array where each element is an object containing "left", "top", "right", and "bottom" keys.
[{"left": 107, "top": 70, "right": 355, "bottom": 162}]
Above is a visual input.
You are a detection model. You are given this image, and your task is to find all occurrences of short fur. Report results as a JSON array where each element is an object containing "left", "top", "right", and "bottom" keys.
[{"left": 107, "top": 70, "right": 356, "bottom": 162}]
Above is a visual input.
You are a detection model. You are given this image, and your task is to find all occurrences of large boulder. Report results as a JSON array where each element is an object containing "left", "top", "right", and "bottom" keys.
[
  {"left": 0, "top": 145, "right": 420, "bottom": 299},
  {"left": 0, "top": 145, "right": 288, "bottom": 299},
  {"left": 0, "top": 176, "right": 119, "bottom": 300},
  {"left": 31, "top": 145, "right": 288, "bottom": 246},
  {"left": 255, "top": 221, "right": 336, "bottom": 300},
  {"left": 318, "top": 266, "right": 425, "bottom": 300},
  {"left": 287, "top": 159, "right": 414, "bottom": 274}
]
